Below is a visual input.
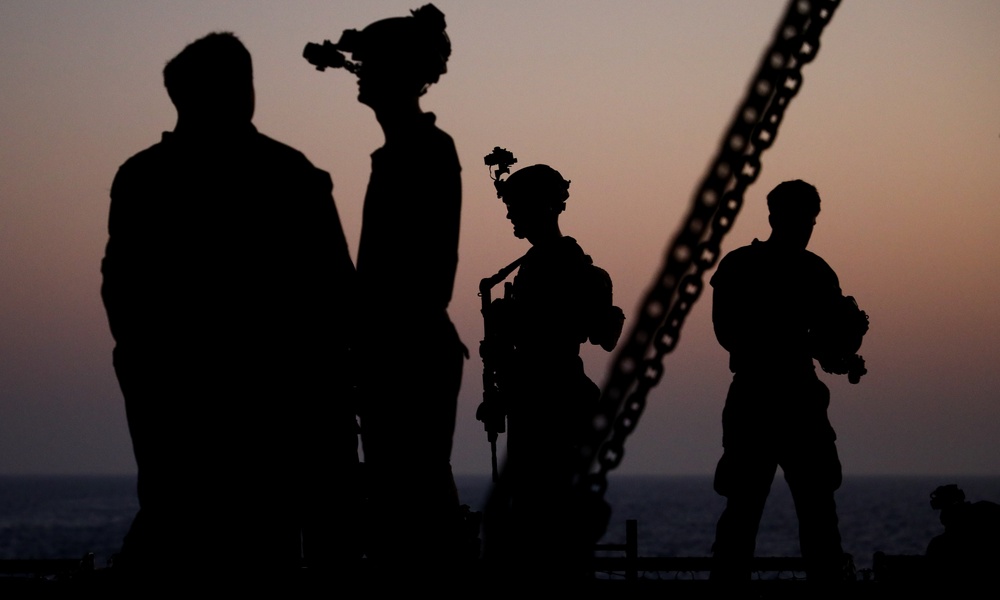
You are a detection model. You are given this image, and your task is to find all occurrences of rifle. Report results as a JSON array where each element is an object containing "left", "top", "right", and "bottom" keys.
[{"left": 477, "top": 256, "right": 523, "bottom": 482}]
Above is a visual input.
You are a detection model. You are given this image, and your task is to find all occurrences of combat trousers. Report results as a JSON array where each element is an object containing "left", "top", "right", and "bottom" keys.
[{"left": 711, "top": 371, "right": 844, "bottom": 582}]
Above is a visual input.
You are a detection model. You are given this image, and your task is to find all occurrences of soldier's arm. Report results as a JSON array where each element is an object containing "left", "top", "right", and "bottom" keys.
[
  {"left": 101, "top": 163, "right": 147, "bottom": 347},
  {"left": 710, "top": 258, "right": 741, "bottom": 354},
  {"left": 425, "top": 148, "right": 462, "bottom": 307},
  {"left": 712, "top": 284, "right": 738, "bottom": 354}
]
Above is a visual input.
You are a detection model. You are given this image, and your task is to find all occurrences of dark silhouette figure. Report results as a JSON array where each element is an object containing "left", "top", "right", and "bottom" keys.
[
  {"left": 709, "top": 180, "right": 867, "bottom": 583},
  {"left": 309, "top": 5, "right": 467, "bottom": 562},
  {"left": 482, "top": 159, "right": 623, "bottom": 571},
  {"left": 926, "top": 484, "right": 1000, "bottom": 582},
  {"left": 101, "top": 32, "right": 358, "bottom": 578}
]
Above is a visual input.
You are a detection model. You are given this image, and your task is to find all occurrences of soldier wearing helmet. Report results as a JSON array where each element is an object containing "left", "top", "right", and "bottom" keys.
[
  {"left": 482, "top": 157, "right": 623, "bottom": 569},
  {"left": 310, "top": 5, "right": 466, "bottom": 562}
]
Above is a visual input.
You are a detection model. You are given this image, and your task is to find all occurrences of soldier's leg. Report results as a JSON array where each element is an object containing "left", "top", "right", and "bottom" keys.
[
  {"left": 711, "top": 449, "right": 778, "bottom": 581},
  {"left": 782, "top": 426, "right": 845, "bottom": 582},
  {"left": 362, "top": 333, "right": 464, "bottom": 563},
  {"left": 113, "top": 347, "right": 198, "bottom": 572}
]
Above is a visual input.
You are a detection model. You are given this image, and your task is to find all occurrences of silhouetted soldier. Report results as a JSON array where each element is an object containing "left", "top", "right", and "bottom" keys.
[
  {"left": 709, "top": 180, "right": 868, "bottom": 583},
  {"left": 482, "top": 159, "right": 623, "bottom": 571},
  {"left": 306, "top": 5, "right": 466, "bottom": 562},
  {"left": 101, "top": 32, "right": 358, "bottom": 579},
  {"left": 926, "top": 484, "right": 1000, "bottom": 582}
]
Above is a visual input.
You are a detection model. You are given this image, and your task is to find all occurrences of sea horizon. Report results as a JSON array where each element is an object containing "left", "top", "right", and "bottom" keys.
[{"left": 3, "top": 474, "right": 999, "bottom": 573}]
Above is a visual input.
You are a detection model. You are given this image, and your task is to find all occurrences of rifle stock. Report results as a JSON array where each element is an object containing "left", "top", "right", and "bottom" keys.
[{"left": 477, "top": 257, "right": 523, "bottom": 482}]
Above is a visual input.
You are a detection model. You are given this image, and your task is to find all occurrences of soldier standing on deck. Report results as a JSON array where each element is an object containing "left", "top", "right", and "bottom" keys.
[
  {"left": 709, "top": 180, "right": 868, "bottom": 583},
  {"left": 480, "top": 154, "right": 623, "bottom": 570},
  {"left": 306, "top": 5, "right": 467, "bottom": 563},
  {"left": 102, "top": 32, "right": 358, "bottom": 580}
]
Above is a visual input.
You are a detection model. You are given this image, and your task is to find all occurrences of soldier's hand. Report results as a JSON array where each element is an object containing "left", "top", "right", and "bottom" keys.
[{"left": 476, "top": 399, "right": 506, "bottom": 433}]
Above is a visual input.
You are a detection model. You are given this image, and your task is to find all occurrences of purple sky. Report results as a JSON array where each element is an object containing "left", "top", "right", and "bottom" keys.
[{"left": 1, "top": 1, "right": 999, "bottom": 476}]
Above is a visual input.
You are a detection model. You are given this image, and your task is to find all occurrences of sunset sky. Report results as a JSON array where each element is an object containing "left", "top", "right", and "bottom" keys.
[{"left": 1, "top": 1, "right": 998, "bottom": 479}]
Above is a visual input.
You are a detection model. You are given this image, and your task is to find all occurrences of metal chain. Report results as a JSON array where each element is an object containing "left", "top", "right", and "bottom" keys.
[{"left": 577, "top": 0, "right": 842, "bottom": 503}]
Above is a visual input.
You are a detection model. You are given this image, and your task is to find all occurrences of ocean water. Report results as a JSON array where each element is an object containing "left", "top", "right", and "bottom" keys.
[
  {"left": 3, "top": 474, "right": 998, "bottom": 572},
  {"left": 0, "top": 476, "right": 137, "bottom": 565},
  {"left": 600, "top": 475, "right": 1000, "bottom": 570}
]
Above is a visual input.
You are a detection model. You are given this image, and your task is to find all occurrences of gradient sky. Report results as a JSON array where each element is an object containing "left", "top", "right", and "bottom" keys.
[{"left": 1, "top": 1, "right": 998, "bottom": 478}]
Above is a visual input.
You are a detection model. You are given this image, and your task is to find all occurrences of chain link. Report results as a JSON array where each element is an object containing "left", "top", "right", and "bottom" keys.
[{"left": 577, "top": 0, "right": 841, "bottom": 504}]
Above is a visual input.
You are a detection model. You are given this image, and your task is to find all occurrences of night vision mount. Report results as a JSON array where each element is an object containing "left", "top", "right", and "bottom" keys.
[
  {"left": 303, "top": 30, "right": 362, "bottom": 75},
  {"left": 484, "top": 146, "right": 517, "bottom": 198}
]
